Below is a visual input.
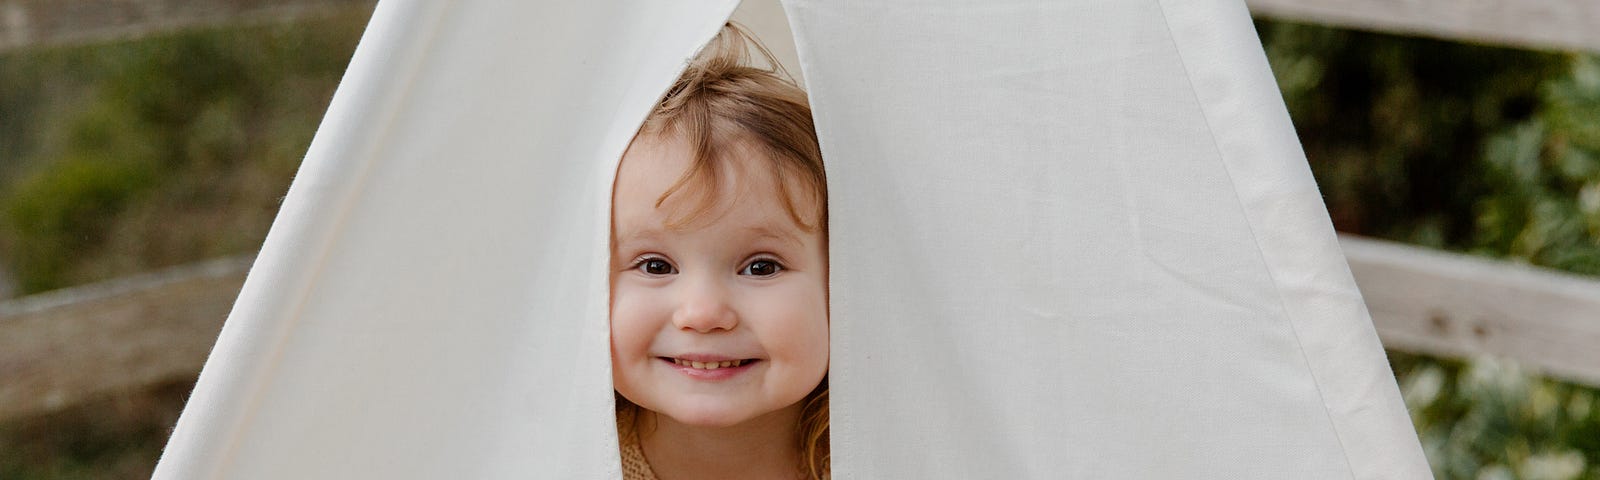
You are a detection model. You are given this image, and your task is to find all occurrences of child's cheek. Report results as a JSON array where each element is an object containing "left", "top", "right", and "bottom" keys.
[{"left": 609, "top": 282, "right": 657, "bottom": 360}]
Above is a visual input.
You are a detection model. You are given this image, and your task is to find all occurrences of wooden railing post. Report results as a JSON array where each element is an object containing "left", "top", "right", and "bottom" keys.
[{"left": 1342, "top": 236, "right": 1600, "bottom": 386}]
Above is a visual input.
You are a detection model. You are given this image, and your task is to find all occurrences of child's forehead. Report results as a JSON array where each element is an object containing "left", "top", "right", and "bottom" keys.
[
  {"left": 613, "top": 172, "right": 811, "bottom": 230},
  {"left": 615, "top": 130, "right": 823, "bottom": 239},
  {"left": 614, "top": 178, "right": 815, "bottom": 247},
  {"left": 620, "top": 136, "right": 811, "bottom": 199}
]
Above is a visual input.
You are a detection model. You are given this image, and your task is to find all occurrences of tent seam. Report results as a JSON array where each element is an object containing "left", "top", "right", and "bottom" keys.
[{"left": 1150, "top": 1, "right": 1360, "bottom": 478}]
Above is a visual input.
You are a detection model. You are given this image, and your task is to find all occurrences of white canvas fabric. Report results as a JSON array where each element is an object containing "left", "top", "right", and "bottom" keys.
[
  {"left": 152, "top": 1, "right": 738, "bottom": 478},
  {"left": 155, "top": 0, "right": 1431, "bottom": 478},
  {"left": 790, "top": 0, "right": 1431, "bottom": 477}
]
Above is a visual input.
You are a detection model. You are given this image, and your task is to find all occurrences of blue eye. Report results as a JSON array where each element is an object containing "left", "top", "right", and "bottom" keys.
[
  {"left": 634, "top": 257, "right": 676, "bottom": 275},
  {"left": 741, "top": 259, "right": 783, "bottom": 277}
]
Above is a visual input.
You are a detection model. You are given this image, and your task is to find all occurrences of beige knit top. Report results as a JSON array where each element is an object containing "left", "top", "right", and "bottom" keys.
[
  {"left": 620, "top": 436, "right": 658, "bottom": 480},
  {"left": 616, "top": 407, "right": 826, "bottom": 480},
  {"left": 617, "top": 408, "right": 660, "bottom": 480}
]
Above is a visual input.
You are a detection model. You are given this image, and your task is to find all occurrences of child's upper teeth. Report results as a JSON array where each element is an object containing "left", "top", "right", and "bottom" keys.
[{"left": 674, "top": 358, "right": 745, "bottom": 369}]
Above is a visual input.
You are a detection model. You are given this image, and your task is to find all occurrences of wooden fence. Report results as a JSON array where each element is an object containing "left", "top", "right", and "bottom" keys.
[
  {"left": 1346, "top": 236, "right": 1600, "bottom": 387},
  {"left": 0, "top": 257, "right": 247, "bottom": 422}
]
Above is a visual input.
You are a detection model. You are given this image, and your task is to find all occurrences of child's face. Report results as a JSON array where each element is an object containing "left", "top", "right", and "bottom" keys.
[{"left": 610, "top": 133, "right": 829, "bottom": 428}]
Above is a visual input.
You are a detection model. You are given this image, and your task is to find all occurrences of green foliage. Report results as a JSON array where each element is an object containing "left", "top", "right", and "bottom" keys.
[
  {"left": 1473, "top": 57, "right": 1600, "bottom": 274},
  {"left": 1261, "top": 21, "right": 1600, "bottom": 480},
  {"left": 1259, "top": 21, "right": 1570, "bottom": 250},
  {"left": 4, "top": 152, "right": 157, "bottom": 293},
  {"left": 0, "top": 13, "right": 367, "bottom": 293},
  {"left": 0, "top": 13, "right": 368, "bottom": 479},
  {"left": 1392, "top": 352, "right": 1600, "bottom": 480}
]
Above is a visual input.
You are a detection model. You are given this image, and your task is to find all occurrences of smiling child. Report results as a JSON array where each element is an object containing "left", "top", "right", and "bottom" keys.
[{"left": 609, "top": 22, "right": 830, "bottom": 480}]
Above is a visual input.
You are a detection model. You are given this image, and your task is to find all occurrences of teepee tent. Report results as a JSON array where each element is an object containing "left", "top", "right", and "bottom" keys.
[{"left": 154, "top": 0, "right": 1432, "bottom": 478}]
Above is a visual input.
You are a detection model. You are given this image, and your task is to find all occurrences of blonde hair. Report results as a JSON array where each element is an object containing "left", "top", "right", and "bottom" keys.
[
  {"left": 616, "top": 22, "right": 830, "bottom": 480},
  {"left": 639, "top": 22, "right": 826, "bottom": 234}
]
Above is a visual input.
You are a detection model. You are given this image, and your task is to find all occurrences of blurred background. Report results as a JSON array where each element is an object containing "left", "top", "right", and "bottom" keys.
[{"left": 1, "top": 1, "right": 1597, "bottom": 479}]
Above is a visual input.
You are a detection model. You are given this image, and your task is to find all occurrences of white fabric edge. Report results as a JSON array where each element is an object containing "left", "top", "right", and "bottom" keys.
[
  {"left": 591, "top": 1, "right": 745, "bottom": 477},
  {"left": 151, "top": 1, "right": 456, "bottom": 476},
  {"left": 1154, "top": 0, "right": 1434, "bottom": 478}
]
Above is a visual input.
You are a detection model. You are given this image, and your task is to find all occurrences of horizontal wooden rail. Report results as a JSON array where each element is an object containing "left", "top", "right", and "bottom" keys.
[
  {"left": 0, "top": 256, "right": 246, "bottom": 422},
  {"left": 1245, "top": 0, "right": 1600, "bottom": 53},
  {"left": 1342, "top": 235, "right": 1600, "bottom": 386},
  {"left": 0, "top": 0, "right": 375, "bottom": 52}
]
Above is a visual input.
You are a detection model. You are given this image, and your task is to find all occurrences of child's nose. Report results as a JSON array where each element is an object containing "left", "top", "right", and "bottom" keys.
[{"left": 671, "top": 280, "right": 738, "bottom": 333}]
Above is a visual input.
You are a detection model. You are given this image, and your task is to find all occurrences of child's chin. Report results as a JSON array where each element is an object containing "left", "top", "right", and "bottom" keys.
[{"left": 663, "top": 405, "right": 753, "bottom": 428}]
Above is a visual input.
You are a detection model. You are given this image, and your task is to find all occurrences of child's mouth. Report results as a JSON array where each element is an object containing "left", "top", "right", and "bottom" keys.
[{"left": 659, "top": 357, "right": 759, "bottom": 371}]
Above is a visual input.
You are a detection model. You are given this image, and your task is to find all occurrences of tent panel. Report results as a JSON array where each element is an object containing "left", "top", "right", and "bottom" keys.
[
  {"left": 785, "top": 0, "right": 1428, "bottom": 477},
  {"left": 153, "top": 1, "right": 739, "bottom": 478}
]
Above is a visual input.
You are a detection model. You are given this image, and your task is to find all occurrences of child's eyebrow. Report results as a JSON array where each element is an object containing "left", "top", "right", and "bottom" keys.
[
  {"left": 612, "top": 227, "right": 662, "bottom": 248},
  {"left": 742, "top": 225, "right": 803, "bottom": 247}
]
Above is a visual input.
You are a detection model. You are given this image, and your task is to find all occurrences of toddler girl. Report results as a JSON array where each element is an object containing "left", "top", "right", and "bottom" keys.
[{"left": 609, "top": 22, "right": 830, "bottom": 480}]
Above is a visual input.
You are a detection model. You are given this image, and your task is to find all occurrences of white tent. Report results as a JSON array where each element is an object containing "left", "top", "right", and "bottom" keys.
[{"left": 154, "top": 0, "right": 1432, "bottom": 478}]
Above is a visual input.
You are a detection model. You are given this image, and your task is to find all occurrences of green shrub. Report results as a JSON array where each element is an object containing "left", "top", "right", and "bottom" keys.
[
  {"left": 0, "top": 12, "right": 367, "bottom": 294},
  {"left": 1261, "top": 21, "right": 1600, "bottom": 480}
]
